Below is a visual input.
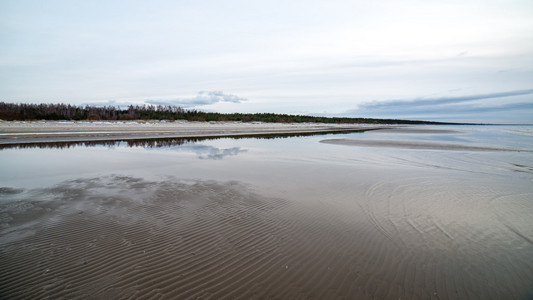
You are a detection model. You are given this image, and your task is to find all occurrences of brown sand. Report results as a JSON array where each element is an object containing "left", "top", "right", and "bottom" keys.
[
  {"left": 2, "top": 176, "right": 378, "bottom": 299},
  {"left": 1, "top": 174, "right": 532, "bottom": 299},
  {"left": 0, "top": 121, "right": 388, "bottom": 144}
]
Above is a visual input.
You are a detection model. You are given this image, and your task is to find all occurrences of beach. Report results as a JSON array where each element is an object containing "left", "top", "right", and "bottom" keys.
[
  {"left": 0, "top": 120, "right": 388, "bottom": 144},
  {"left": 1, "top": 123, "right": 533, "bottom": 299}
]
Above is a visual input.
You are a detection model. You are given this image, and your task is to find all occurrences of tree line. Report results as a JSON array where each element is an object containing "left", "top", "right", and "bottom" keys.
[{"left": 0, "top": 102, "right": 447, "bottom": 124}]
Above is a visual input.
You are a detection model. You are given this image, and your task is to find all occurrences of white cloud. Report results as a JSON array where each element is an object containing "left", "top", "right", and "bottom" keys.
[
  {"left": 349, "top": 89, "right": 533, "bottom": 123},
  {"left": 145, "top": 91, "right": 247, "bottom": 108}
]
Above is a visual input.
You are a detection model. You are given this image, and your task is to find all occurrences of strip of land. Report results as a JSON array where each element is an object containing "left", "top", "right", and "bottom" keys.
[
  {"left": 0, "top": 120, "right": 391, "bottom": 144},
  {"left": 320, "top": 138, "right": 530, "bottom": 152}
]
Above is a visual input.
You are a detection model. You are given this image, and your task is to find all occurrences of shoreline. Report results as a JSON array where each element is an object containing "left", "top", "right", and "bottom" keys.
[{"left": 0, "top": 120, "right": 391, "bottom": 145}]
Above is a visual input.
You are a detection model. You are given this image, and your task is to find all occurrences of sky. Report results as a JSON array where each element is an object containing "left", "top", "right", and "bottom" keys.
[{"left": 1, "top": 0, "right": 533, "bottom": 123}]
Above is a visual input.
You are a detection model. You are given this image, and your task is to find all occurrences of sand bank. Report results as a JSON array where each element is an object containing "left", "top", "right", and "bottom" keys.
[
  {"left": 320, "top": 138, "right": 530, "bottom": 151},
  {"left": 369, "top": 128, "right": 463, "bottom": 134},
  {"left": 0, "top": 121, "right": 388, "bottom": 144}
]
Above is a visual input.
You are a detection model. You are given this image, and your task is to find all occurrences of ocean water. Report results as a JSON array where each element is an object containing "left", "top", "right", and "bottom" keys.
[{"left": 1, "top": 125, "right": 533, "bottom": 299}]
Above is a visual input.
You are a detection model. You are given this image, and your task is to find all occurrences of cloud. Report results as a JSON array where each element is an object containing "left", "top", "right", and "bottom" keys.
[
  {"left": 79, "top": 91, "right": 247, "bottom": 108},
  {"left": 349, "top": 89, "right": 533, "bottom": 122},
  {"left": 81, "top": 99, "right": 124, "bottom": 107},
  {"left": 359, "top": 89, "right": 533, "bottom": 111},
  {"left": 369, "top": 102, "right": 533, "bottom": 117},
  {"left": 145, "top": 91, "right": 247, "bottom": 108}
]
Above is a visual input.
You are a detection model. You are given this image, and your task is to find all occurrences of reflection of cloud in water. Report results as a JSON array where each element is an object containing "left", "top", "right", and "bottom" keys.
[{"left": 180, "top": 144, "right": 247, "bottom": 160}]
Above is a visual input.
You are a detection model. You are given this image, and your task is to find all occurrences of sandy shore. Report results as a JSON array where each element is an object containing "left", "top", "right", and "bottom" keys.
[{"left": 0, "top": 121, "right": 388, "bottom": 144}]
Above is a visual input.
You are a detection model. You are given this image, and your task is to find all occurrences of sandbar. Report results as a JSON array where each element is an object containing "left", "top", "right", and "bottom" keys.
[
  {"left": 0, "top": 121, "right": 389, "bottom": 145},
  {"left": 320, "top": 138, "right": 529, "bottom": 151},
  {"left": 369, "top": 128, "right": 463, "bottom": 134}
]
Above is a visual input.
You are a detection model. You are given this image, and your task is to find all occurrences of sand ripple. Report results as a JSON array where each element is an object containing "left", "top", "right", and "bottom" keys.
[{"left": 1, "top": 175, "right": 532, "bottom": 299}]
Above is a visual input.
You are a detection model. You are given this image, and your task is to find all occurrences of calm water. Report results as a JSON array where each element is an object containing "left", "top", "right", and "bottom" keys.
[
  {"left": 2, "top": 125, "right": 532, "bottom": 188},
  {"left": 1, "top": 125, "right": 533, "bottom": 299}
]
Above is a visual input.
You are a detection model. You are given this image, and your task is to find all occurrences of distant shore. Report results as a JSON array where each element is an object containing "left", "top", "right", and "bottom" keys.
[{"left": 0, "top": 120, "right": 392, "bottom": 145}]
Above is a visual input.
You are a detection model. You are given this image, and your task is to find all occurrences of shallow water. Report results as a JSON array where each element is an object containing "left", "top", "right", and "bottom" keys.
[{"left": 1, "top": 125, "right": 533, "bottom": 299}]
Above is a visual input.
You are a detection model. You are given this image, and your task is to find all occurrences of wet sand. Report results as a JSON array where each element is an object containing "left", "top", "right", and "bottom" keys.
[
  {"left": 2, "top": 174, "right": 532, "bottom": 299},
  {"left": 0, "top": 121, "right": 387, "bottom": 144},
  {"left": 320, "top": 138, "right": 531, "bottom": 151}
]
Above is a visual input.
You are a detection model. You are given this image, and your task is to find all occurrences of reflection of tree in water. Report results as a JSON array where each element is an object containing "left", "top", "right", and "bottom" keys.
[
  {"left": 0, "top": 130, "right": 356, "bottom": 150},
  {"left": 0, "top": 137, "right": 247, "bottom": 159},
  {"left": 0, "top": 137, "right": 200, "bottom": 150},
  {"left": 124, "top": 138, "right": 199, "bottom": 148}
]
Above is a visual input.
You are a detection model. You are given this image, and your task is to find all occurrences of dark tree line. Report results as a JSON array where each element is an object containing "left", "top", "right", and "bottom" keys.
[
  {"left": 0, "top": 102, "right": 185, "bottom": 121},
  {"left": 0, "top": 102, "right": 449, "bottom": 124}
]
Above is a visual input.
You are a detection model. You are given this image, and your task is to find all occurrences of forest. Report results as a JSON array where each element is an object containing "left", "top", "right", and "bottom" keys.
[{"left": 0, "top": 102, "right": 449, "bottom": 124}]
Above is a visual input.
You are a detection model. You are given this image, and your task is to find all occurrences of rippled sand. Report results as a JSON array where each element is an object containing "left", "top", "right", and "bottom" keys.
[{"left": 1, "top": 173, "right": 532, "bottom": 299}]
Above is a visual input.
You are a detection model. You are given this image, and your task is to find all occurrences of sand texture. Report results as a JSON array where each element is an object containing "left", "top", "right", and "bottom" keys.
[{"left": 2, "top": 174, "right": 533, "bottom": 299}]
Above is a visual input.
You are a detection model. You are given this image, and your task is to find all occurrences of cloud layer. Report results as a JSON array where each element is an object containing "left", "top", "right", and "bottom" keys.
[
  {"left": 145, "top": 91, "right": 247, "bottom": 108},
  {"left": 353, "top": 89, "right": 533, "bottom": 122},
  {"left": 359, "top": 89, "right": 533, "bottom": 111}
]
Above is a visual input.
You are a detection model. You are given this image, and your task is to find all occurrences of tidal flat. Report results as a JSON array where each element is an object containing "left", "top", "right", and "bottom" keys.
[{"left": 1, "top": 124, "right": 533, "bottom": 299}]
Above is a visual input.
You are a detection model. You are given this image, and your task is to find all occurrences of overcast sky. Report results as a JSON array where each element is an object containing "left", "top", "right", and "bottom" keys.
[{"left": 1, "top": 0, "right": 532, "bottom": 123}]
